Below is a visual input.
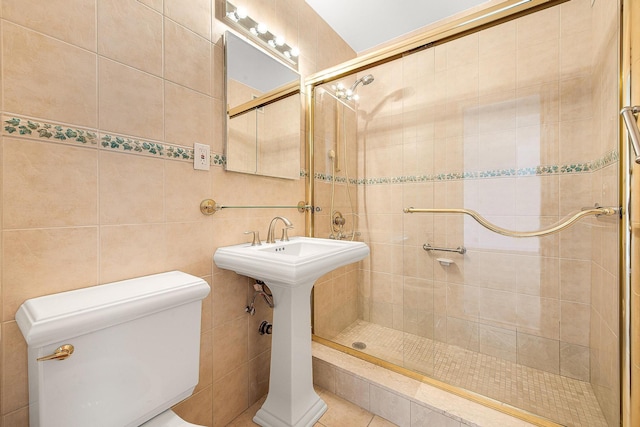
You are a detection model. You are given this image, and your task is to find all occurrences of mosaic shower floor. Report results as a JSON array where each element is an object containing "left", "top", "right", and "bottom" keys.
[{"left": 332, "top": 320, "right": 608, "bottom": 427}]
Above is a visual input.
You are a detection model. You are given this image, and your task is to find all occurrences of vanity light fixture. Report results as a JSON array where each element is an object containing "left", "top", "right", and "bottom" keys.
[{"left": 224, "top": 1, "right": 300, "bottom": 68}]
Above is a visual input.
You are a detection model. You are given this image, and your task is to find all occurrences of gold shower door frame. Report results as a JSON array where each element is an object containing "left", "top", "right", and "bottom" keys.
[
  {"left": 305, "top": 0, "right": 635, "bottom": 425},
  {"left": 621, "top": 1, "right": 638, "bottom": 426}
]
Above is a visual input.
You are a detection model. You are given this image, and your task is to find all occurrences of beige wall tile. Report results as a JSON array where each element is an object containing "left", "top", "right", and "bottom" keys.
[
  {"left": 516, "top": 294, "right": 559, "bottom": 340},
  {"left": 165, "top": 82, "right": 214, "bottom": 148},
  {"left": 212, "top": 363, "right": 249, "bottom": 426},
  {"left": 3, "top": 139, "right": 97, "bottom": 229},
  {"left": 2, "top": 227, "right": 98, "bottom": 321},
  {"left": 479, "top": 324, "right": 516, "bottom": 362},
  {"left": 165, "top": 0, "right": 211, "bottom": 40},
  {"left": 196, "top": 329, "right": 213, "bottom": 393},
  {"left": 164, "top": 159, "right": 212, "bottom": 222},
  {"left": 2, "top": 407, "right": 29, "bottom": 427},
  {"left": 212, "top": 271, "right": 248, "bottom": 325},
  {"left": 164, "top": 19, "right": 211, "bottom": 95},
  {"left": 98, "top": 58, "right": 164, "bottom": 140},
  {"left": 478, "top": 288, "right": 517, "bottom": 328},
  {"left": 99, "top": 224, "right": 166, "bottom": 283},
  {"left": 212, "top": 316, "right": 248, "bottom": 382},
  {"left": 249, "top": 350, "right": 271, "bottom": 405},
  {"left": 312, "top": 358, "right": 336, "bottom": 393},
  {"left": 98, "top": 151, "right": 164, "bottom": 224},
  {"left": 517, "top": 332, "right": 559, "bottom": 374},
  {"left": 410, "top": 402, "right": 461, "bottom": 427},
  {"left": 318, "top": 388, "right": 375, "bottom": 426},
  {"left": 561, "top": 301, "right": 590, "bottom": 346},
  {"left": 515, "top": 256, "right": 559, "bottom": 299},
  {"left": 516, "top": 6, "right": 559, "bottom": 49},
  {"left": 2, "top": 0, "right": 96, "bottom": 50},
  {"left": 98, "top": 0, "right": 162, "bottom": 76},
  {"left": 560, "top": 342, "right": 589, "bottom": 381},
  {"left": 166, "top": 221, "right": 214, "bottom": 277},
  {"left": 2, "top": 321, "right": 28, "bottom": 414},
  {"left": 516, "top": 41, "right": 559, "bottom": 89},
  {"left": 335, "top": 370, "right": 370, "bottom": 411},
  {"left": 369, "top": 385, "right": 410, "bottom": 427},
  {"left": 446, "top": 317, "right": 479, "bottom": 352},
  {"left": 137, "top": 0, "right": 162, "bottom": 12},
  {"left": 3, "top": 22, "right": 97, "bottom": 127},
  {"left": 560, "top": 259, "right": 591, "bottom": 304}
]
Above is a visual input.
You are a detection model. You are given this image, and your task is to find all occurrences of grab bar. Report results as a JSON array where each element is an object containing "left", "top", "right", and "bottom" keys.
[
  {"left": 403, "top": 205, "right": 619, "bottom": 238},
  {"left": 423, "top": 243, "right": 466, "bottom": 254},
  {"left": 620, "top": 106, "right": 640, "bottom": 164}
]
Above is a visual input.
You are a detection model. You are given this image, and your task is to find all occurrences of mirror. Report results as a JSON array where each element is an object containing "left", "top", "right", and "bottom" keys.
[{"left": 225, "top": 31, "right": 301, "bottom": 179}]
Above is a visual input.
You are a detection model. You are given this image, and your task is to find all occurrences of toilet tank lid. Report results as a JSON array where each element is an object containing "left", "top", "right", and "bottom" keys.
[{"left": 16, "top": 271, "right": 210, "bottom": 347}]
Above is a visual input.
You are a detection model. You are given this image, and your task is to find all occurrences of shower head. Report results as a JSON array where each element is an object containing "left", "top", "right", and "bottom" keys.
[
  {"left": 349, "top": 74, "right": 375, "bottom": 92},
  {"left": 333, "top": 74, "right": 375, "bottom": 101}
]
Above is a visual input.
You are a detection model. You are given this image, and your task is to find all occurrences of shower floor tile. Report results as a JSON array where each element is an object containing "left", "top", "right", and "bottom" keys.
[{"left": 332, "top": 320, "right": 608, "bottom": 427}]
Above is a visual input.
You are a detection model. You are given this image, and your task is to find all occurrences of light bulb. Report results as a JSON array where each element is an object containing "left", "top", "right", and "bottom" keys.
[
  {"left": 352, "top": 94, "right": 360, "bottom": 101},
  {"left": 284, "top": 51, "right": 291, "bottom": 58},
  {"left": 235, "top": 7, "right": 248, "bottom": 19},
  {"left": 275, "top": 36, "right": 285, "bottom": 46},
  {"left": 250, "top": 27, "right": 258, "bottom": 35},
  {"left": 226, "top": 11, "right": 238, "bottom": 22},
  {"left": 257, "top": 23, "right": 267, "bottom": 34},
  {"left": 290, "top": 47, "right": 299, "bottom": 57}
]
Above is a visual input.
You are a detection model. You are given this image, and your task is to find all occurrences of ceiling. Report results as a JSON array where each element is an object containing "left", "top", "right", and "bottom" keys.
[{"left": 305, "top": 0, "right": 491, "bottom": 53}]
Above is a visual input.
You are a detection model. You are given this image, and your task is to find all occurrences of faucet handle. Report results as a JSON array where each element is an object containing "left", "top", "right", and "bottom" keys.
[
  {"left": 280, "top": 226, "right": 294, "bottom": 242},
  {"left": 244, "top": 230, "right": 262, "bottom": 246}
]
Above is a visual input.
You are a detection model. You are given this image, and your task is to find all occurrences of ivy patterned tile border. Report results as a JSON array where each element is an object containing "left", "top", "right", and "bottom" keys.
[
  {"left": 1, "top": 115, "right": 227, "bottom": 166},
  {"left": 3, "top": 116, "right": 98, "bottom": 146},
  {"left": 315, "top": 149, "right": 619, "bottom": 185},
  {"left": 99, "top": 133, "right": 194, "bottom": 161}
]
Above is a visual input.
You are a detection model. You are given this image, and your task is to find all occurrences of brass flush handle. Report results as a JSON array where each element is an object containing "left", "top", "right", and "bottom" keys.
[{"left": 37, "top": 344, "right": 74, "bottom": 362}]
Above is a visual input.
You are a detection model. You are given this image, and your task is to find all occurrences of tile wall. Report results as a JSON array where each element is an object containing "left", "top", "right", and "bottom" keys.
[
  {"left": 0, "top": 1, "right": 355, "bottom": 426},
  {"left": 313, "top": 0, "right": 621, "bottom": 425}
]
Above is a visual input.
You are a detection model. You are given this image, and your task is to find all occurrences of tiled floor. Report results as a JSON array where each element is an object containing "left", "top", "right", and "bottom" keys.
[
  {"left": 333, "top": 320, "right": 608, "bottom": 427},
  {"left": 226, "top": 387, "right": 398, "bottom": 427}
]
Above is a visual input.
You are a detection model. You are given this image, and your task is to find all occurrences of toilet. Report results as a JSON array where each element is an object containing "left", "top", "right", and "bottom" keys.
[{"left": 16, "top": 271, "right": 210, "bottom": 427}]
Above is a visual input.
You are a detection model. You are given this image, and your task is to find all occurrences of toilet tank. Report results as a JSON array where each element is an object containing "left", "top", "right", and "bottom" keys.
[{"left": 16, "top": 271, "right": 210, "bottom": 427}]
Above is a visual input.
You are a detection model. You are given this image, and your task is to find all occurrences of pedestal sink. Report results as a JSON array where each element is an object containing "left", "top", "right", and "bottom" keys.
[{"left": 214, "top": 236, "right": 369, "bottom": 427}]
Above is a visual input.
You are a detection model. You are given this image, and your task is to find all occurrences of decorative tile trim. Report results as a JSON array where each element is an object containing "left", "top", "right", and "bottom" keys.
[
  {"left": 99, "top": 133, "right": 194, "bottom": 161},
  {"left": 213, "top": 153, "right": 226, "bottom": 166},
  {"left": 314, "top": 149, "right": 619, "bottom": 185},
  {"left": 1, "top": 114, "right": 230, "bottom": 166},
  {"left": 3, "top": 116, "right": 98, "bottom": 146}
]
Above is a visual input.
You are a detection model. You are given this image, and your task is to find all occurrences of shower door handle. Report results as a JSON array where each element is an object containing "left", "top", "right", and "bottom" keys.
[{"left": 621, "top": 106, "right": 640, "bottom": 164}]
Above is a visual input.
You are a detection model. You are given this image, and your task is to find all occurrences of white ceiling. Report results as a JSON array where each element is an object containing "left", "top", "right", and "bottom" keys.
[{"left": 305, "top": 0, "right": 491, "bottom": 53}]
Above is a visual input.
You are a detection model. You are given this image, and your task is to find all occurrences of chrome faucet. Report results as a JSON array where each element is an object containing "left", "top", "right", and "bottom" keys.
[{"left": 266, "top": 216, "right": 293, "bottom": 244}]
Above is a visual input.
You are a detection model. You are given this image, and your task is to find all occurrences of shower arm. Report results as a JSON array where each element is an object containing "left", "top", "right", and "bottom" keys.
[
  {"left": 621, "top": 106, "right": 640, "bottom": 164},
  {"left": 403, "top": 205, "right": 620, "bottom": 238}
]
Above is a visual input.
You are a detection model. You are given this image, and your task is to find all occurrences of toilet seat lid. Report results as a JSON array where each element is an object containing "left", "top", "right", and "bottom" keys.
[{"left": 140, "top": 410, "right": 205, "bottom": 427}]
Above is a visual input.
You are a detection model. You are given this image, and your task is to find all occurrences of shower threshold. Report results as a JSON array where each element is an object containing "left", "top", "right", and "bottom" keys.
[{"left": 330, "top": 320, "right": 607, "bottom": 427}]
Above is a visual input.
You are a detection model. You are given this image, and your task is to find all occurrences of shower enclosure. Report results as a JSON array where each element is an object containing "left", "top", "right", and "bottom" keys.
[{"left": 308, "top": 1, "right": 623, "bottom": 426}]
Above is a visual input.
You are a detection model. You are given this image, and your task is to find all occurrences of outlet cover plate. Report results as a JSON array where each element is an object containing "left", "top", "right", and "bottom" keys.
[{"left": 194, "top": 143, "right": 210, "bottom": 171}]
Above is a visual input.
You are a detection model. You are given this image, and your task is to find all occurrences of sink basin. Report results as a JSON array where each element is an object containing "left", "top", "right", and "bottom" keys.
[
  {"left": 213, "top": 236, "right": 369, "bottom": 427},
  {"left": 213, "top": 236, "right": 369, "bottom": 287}
]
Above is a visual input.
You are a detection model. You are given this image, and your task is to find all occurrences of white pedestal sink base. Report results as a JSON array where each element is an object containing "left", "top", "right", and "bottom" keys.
[
  {"left": 252, "top": 284, "right": 327, "bottom": 427},
  {"left": 253, "top": 396, "right": 327, "bottom": 427},
  {"left": 213, "top": 237, "right": 370, "bottom": 427}
]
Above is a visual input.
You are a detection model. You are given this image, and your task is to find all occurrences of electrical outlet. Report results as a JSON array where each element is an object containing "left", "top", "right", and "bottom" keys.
[{"left": 193, "top": 143, "right": 210, "bottom": 171}]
